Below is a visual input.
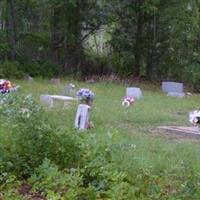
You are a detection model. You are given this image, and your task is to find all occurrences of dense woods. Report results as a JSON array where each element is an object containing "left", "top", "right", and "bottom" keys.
[{"left": 0, "top": 0, "right": 200, "bottom": 86}]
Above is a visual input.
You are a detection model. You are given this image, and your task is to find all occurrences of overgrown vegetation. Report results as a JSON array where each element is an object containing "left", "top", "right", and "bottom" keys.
[{"left": 1, "top": 80, "right": 200, "bottom": 199}]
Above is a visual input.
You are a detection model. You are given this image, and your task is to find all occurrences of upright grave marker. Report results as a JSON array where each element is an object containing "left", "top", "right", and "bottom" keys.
[
  {"left": 126, "top": 87, "right": 142, "bottom": 99},
  {"left": 74, "top": 88, "right": 94, "bottom": 130},
  {"left": 51, "top": 78, "right": 60, "bottom": 85},
  {"left": 162, "top": 81, "right": 185, "bottom": 97},
  {"left": 40, "top": 95, "right": 53, "bottom": 108},
  {"left": 75, "top": 104, "right": 91, "bottom": 130}
]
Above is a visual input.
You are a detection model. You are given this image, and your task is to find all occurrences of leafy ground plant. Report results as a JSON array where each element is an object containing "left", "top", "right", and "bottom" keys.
[{"left": 0, "top": 93, "right": 81, "bottom": 177}]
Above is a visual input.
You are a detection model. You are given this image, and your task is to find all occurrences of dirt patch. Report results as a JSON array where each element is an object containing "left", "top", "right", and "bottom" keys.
[{"left": 18, "top": 183, "right": 46, "bottom": 200}]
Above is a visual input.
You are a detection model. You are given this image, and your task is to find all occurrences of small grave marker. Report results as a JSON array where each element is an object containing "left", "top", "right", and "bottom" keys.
[
  {"left": 24, "top": 75, "right": 33, "bottom": 82},
  {"left": 75, "top": 104, "right": 90, "bottom": 130},
  {"left": 40, "top": 95, "right": 53, "bottom": 108},
  {"left": 64, "top": 83, "right": 75, "bottom": 96},
  {"left": 126, "top": 87, "right": 142, "bottom": 99},
  {"left": 51, "top": 78, "right": 60, "bottom": 85}
]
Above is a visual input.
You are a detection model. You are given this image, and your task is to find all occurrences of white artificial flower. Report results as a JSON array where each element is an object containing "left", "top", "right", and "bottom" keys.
[
  {"left": 122, "top": 99, "right": 130, "bottom": 107},
  {"left": 189, "top": 110, "right": 200, "bottom": 126}
]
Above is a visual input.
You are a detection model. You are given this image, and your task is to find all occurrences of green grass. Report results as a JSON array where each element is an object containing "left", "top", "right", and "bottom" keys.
[
  {"left": 15, "top": 78, "right": 200, "bottom": 154},
  {"left": 2, "top": 79, "right": 200, "bottom": 199},
  {"left": 14, "top": 79, "right": 200, "bottom": 169}
]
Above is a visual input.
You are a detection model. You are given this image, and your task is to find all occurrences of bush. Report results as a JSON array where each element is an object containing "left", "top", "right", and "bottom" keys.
[
  {"left": 0, "top": 60, "right": 24, "bottom": 78},
  {"left": 22, "top": 61, "right": 61, "bottom": 78},
  {"left": 29, "top": 159, "right": 86, "bottom": 199},
  {"left": 83, "top": 52, "right": 112, "bottom": 75},
  {"left": 184, "top": 62, "right": 200, "bottom": 91},
  {"left": 0, "top": 94, "right": 81, "bottom": 177}
]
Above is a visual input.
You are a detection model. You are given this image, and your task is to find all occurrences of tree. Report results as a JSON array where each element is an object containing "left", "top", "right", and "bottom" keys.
[{"left": 6, "top": 0, "right": 17, "bottom": 60}]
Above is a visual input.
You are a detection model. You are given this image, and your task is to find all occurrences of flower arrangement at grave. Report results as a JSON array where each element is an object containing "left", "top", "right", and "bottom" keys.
[
  {"left": 122, "top": 96, "right": 135, "bottom": 107},
  {"left": 77, "top": 88, "right": 95, "bottom": 106},
  {"left": 0, "top": 79, "right": 18, "bottom": 94},
  {"left": 189, "top": 110, "right": 200, "bottom": 126}
]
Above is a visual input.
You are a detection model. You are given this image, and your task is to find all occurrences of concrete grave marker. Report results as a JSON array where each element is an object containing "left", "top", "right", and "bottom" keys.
[
  {"left": 75, "top": 104, "right": 90, "bottom": 130},
  {"left": 162, "top": 81, "right": 184, "bottom": 93},
  {"left": 40, "top": 95, "right": 53, "bottom": 108},
  {"left": 64, "top": 83, "right": 75, "bottom": 96},
  {"left": 24, "top": 75, "right": 33, "bottom": 82},
  {"left": 40, "top": 94, "right": 77, "bottom": 108},
  {"left": 161, "top": 81, "right": 185, "bottom": 97},
  {"left": 126, "top": 87, "right": 142, "bottom": 99},
  {"left": 51, "top": 78, "right": 60, "bottom": 85}
]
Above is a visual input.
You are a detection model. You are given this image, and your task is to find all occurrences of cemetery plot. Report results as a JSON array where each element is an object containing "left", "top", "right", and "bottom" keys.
[{"left": 156, "top": 126, "right": 200, "bottom": 139}]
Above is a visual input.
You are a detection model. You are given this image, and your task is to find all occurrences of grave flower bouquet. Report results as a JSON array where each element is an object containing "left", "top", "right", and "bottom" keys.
[
  {"left": 122, "top": 96, "right": 135, "bottom": 107},
  {"left": 0, "top": 79, "right": 18, "bottom": 94},
  {"left": 189, "top": 110, "right": 200, "bottom": 126},
  {"left": 77, "top": 88, "right": 95, "bottom": 105}
]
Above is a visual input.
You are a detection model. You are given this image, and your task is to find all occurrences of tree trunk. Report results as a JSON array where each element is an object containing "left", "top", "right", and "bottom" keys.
[
  {"left": 7, "top": 0, "right": 16, "bottom": 60},
  {"left": 134, "top": 1, "right": 143, "bottom": 77},
  {"left": 63, "top": 0, "right": 82, "bottom": 74},
  {"left": 51, "top": 6, "right": 62, "bottom": 64},
  {"left": 146, "top": 11, "right": 157, "bottom": 80}
]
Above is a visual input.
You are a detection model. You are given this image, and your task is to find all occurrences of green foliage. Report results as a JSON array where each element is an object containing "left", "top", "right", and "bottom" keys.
[
  {"left": 29, "top": 158, "right": 100, "bottom": 199},
  {"left": 22, "top": 61, "right": 61, "bottom": 77},
  {"left": 184, "top": 62, "right": 200, "bottom": 91},
  {"left": 1, "top": 80, "right": 200, "bottom": 198},
  {"left": 0, "top": 172, "right": 22, "bottom": 200},
  {"left": 84, "top": 52, "right": 112, "bottom": 75},
  {"left": 110, "top": 51, "right": 135, "bottom": 75},
  {"left": 29, "top": 159, "right": 84, "bottom": 199},
  {"left": 0, "top": 94, "right": 81, "bottom": 177},
  {"left": 0, "top": 60, "right": 24, "bottom": 78},
  {"left": 0, "top": 60, "right": 61, "bottom": 78}
]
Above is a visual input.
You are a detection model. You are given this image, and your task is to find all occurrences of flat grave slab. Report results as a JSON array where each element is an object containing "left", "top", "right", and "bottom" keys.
[
  {"left": 40, "top": 94, "right": 77, "bottom": 108},
  {"left": 167, "top": 92, "right": 185, "bottom": 98},
  {"left": 156, "top": 126, "right": 200, "bottom": 138}
]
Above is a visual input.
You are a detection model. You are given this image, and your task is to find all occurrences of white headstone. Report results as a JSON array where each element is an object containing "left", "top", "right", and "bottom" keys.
[
  {"left": 75, "top": 104, "right": 90, "bottom": 130},
  {"left": 162, "top": 82, "right": 183, "bottom": 93},
  {"left": 126, "top": 87, "right": 142, "bottom": 99},
  {"left": 40, "top": 95, "right": 53, "bottom": 107}
]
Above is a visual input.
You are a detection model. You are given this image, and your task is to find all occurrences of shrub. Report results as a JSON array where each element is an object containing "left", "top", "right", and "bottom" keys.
[
  {"left": 29, "top": 159, "right": 103, "bottom": 200},
  {"left": 0, "top": 60, "right": 24, "bottom": 78},
  {"left": 22, "top": 61, "right": 61, "bottom": 78},
  {"left": 184, "top": 62, "right": 200, "bottom": 91},
  {"left": 0, "top": 94, "right": 81, "bottom": 177}
]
